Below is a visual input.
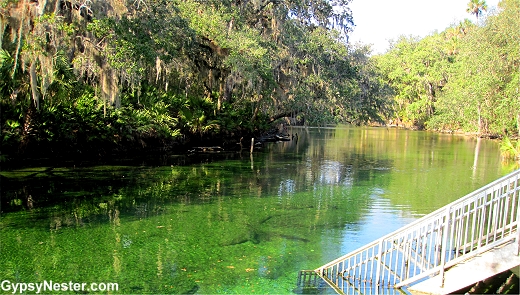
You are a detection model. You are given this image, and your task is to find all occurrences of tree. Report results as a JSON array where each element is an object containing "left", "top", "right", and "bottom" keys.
[
  {"left": 466, "top": 0, "right": 488, "bottom": 22},
  {"left": 431, "top": 0, "right": 520, "bottom": 136},
  {"left": 4, "top": 0, "right": 388, "bottom": 158},
  {"left": 350, "top": 45, "right": 394, "bottom": 125},
  {"left": 374, "top": 34, "right": 452, "bottom": 129}
]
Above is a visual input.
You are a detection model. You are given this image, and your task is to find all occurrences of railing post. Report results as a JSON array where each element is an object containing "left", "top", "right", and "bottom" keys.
[
  {"left": 374, "top": 239, "right": 384, "bottom": 286},
  {"left": 439, "top": 205, "right": 451, "bottom": 288},
  {"left": 517, "top": 173, "right": 520, "bottom": 256},
  {"left": 517, "top": 220, "right": 519, "bottom": 256},
  {"left": 516, "top": 194, "right": 520, "bottom": 256}
]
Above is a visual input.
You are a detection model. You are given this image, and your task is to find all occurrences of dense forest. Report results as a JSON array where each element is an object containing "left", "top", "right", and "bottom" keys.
[
  {"left": 0, "top": 0, "right": 390, "bottom": 160},
  {"left": 375, "top": 0, "right": 519, "bottom": 139},
  {"left": 0, "top": 0, "right": 518, "bottom": 161}
]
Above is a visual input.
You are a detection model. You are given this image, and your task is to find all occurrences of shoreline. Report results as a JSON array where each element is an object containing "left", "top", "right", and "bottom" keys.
[{"left": 2, "top": 124, "right": 516, "bottom": 169}]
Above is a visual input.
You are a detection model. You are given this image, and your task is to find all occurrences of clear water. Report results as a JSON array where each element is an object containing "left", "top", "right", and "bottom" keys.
[{"left": 1, "top": 126, "right": 516, "bottom": 294}]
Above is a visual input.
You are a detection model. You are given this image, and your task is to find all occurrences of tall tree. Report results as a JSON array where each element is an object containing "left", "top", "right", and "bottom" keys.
[
  {"left": 374, "top": 34, "right": 452, "bottom": 129},
  {"left": 430, "top": 0, "right": 519, "bottom": 136},
  {"left": 466, "top": 0, "right": 488, "bottom": 22},
  {"left": 3, "top": 0, "right": 391, "bottom": 158}
]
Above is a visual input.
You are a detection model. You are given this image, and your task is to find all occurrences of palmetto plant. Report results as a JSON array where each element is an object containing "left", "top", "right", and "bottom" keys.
[{"left": 500, "top": 136, "right": 520, "bottom": 161}]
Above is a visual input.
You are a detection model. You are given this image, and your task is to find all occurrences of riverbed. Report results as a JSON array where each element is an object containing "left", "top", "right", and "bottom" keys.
[{"left": 0, "top": 126, "right": 515, "bottom": 294}]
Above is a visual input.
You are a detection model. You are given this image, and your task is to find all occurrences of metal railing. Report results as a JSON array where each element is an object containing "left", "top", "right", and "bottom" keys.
[{"left": 312, "top": 169, "right": 520, "bottom": 294}]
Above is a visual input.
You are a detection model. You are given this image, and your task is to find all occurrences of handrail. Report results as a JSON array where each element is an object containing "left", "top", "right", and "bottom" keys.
[{"left": 312, "top": 169, "right": 520, "bottom": 294}]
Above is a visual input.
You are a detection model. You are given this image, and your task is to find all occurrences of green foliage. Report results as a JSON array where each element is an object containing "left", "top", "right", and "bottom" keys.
[
  {"left": 0, "top": 48, "right": 15, "bottom": 95},
  {"left": 500, "top": 136, "right": 520, "bottom": 161},
  {"left": 114, "top": 102, "right": 181, "bottom": 141},
  {"left": 374, "top": 33, "right": 453, "bottom": 129},
  {"left": 176, "top": 96, "right": 217, "bottom": 135},
  {"left": 33, "top": 92, "right": 110, "bottom": 146},
  {"left": 2, "top": 119, "right": 21, "bottom": 149},
  {"left": 349, "top": 45, "right": 394, "bottom": 124},
  {"left": 1, "top": 0, "right": 394, "bottom": 157},
  {"left": 432, "top": 0, "right": 520, "bottom": 135},
  {"left": 375, "top": 0, "right": 519, "bottom": 135},
  {"left": 0, "top": 0, "right": 16, "bottom": 8}
]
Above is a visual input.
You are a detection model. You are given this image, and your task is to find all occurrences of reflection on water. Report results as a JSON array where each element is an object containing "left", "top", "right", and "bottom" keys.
[
  {"left": 0, "top": 126, "right": 514, "bottom": 294},
  {"left": 316, "top": 160, "right": 350, "bottom": 185}
]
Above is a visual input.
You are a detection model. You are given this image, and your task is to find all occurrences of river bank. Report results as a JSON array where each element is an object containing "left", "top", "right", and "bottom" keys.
[
  {"left": 3, "top": 119, "right": 518, "bottom": 170},
  {"left": 0, "top": 123, "right": 295, "bottom": 169}
]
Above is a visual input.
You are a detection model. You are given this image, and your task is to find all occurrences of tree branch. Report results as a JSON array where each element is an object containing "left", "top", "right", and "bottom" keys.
[{"left": 270, "top": 111, "right": 298, "bottom": 122}]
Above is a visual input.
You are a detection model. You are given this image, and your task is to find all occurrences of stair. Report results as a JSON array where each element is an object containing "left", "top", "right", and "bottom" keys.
[
  {"left": 408, "top": 242, "right": 520, "bottom": 294},
  {"left": 305, "top": 169, "right": 520, "bottom": 295}
]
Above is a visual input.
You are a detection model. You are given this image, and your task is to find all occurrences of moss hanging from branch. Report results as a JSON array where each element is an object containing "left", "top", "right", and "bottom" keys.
[
  {"left": 100, "top": 65, "right": 120, "bottom": 108},
  {"left": 29, "top": 60, "right": 40, "bottom": 109}
]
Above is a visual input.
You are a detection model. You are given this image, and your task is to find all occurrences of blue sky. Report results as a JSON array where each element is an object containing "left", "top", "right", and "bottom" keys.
[{"left": 348, "top": 0, "right": 500, "bottom": 54}]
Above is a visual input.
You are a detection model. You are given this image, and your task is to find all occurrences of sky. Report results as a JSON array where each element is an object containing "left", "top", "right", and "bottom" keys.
[{"left": 348, "top": 0, "right": 500, "bottom": 54}]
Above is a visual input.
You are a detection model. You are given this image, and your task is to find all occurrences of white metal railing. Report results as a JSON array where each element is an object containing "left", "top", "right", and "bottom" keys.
[{"left": 313, "top": 169, "right": 520, "bottom": 294}]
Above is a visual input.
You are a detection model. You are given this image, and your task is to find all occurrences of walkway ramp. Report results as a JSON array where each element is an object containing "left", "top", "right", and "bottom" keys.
[
  {"left": 302, "top": 169, "right": 520, "bottom": 294},
  {"left": 409, "top": 241, "right": 520, "bottom": 294}
]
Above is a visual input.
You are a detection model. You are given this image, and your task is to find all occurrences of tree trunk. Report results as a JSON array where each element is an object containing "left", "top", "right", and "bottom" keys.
[
  {"left": 517, "top": 113, "right": 520, "bottom": 137},
  {"left": 218, "top": 74, "right": 234, "bottom": 112},
  {"left": 20, "top": 101, "right": 37, "bottom": 151},
  {"left": 251, "top": 102, "right": 259, "bottom": 123},
  {"left": 477, "top": 104, "right": 482, "bottom": 135},
  {"left": 428, "top": 82, "right": 435, "bottom": 117},
  {"left": 0, "top": 13, "right": 6, "bottom": 48},
  {"left": 218, "top": 78, "right": 224, "bottom": 112},
  {"left": 37, "top": 0, "right": 47, "bottom": 15}
]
